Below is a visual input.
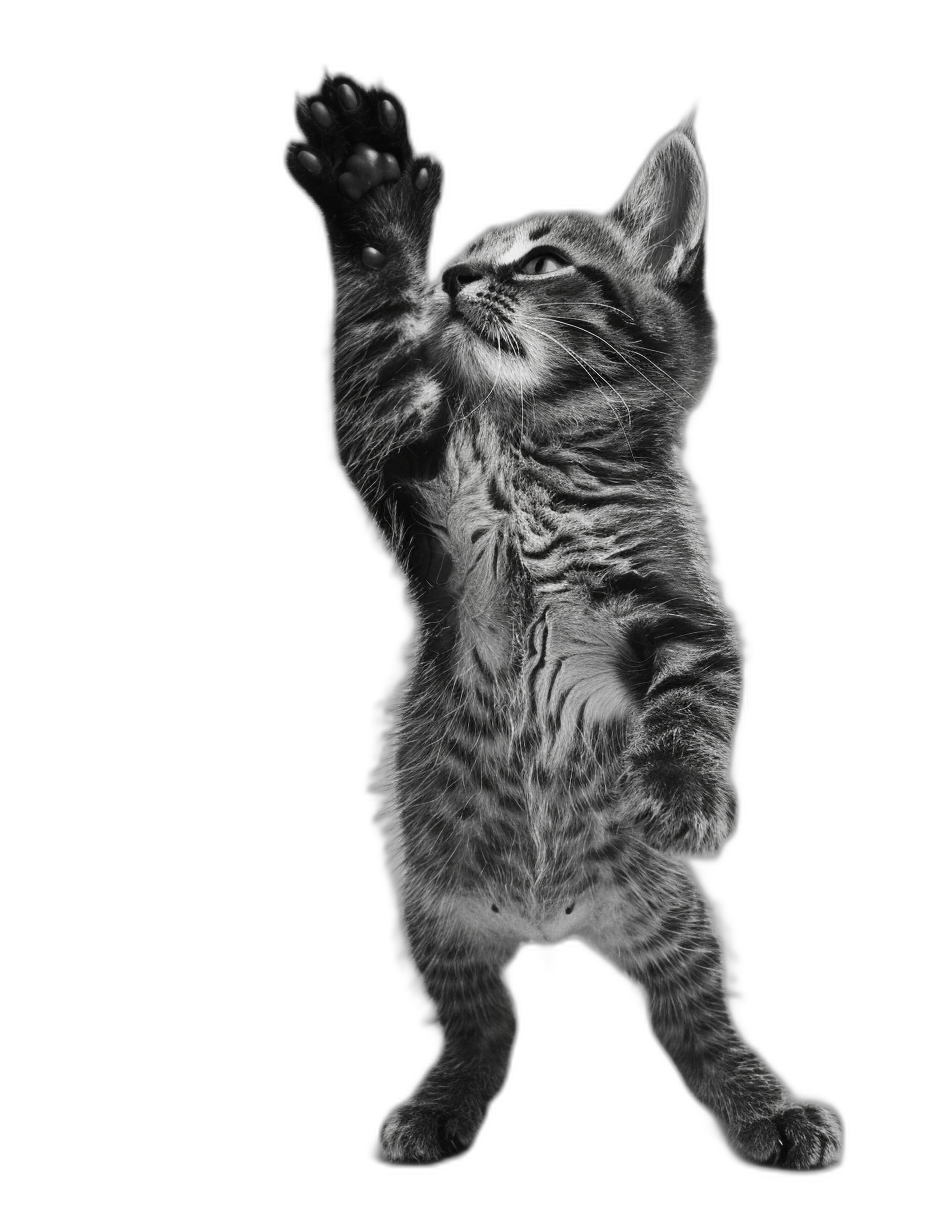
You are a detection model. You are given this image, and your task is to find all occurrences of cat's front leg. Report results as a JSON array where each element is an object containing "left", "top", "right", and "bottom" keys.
[
  {"left": 287, "top": 75, "right": 442, "bottom": 266},
  {"left": 622, "top": 617, "right": 742, "bottom": 856},
  {"left": 286, "top": 76, "right": 445, "bottom": 539}
]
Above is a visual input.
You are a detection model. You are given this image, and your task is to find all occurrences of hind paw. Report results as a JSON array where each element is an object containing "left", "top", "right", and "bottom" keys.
[
  {"left": 728, "top": 1102, "right": 843, "bottom": 1170},
  {"left": 380, "top": 1098, "right": 486, "bottom": 1164}
]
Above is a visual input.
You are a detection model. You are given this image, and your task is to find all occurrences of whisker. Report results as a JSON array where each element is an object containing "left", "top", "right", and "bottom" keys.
[
  {"left": 620, "top": 343, "right": 694, "bottom": 396},
  {"left": 496, "top": 319, "right": 529, "bottom": 444},
  {"left": 458, "top": 330, "right": 506, "bottom": 421},
  {"left": 520, "top": 321, "right": 636, "bottom": 460},
  {"left": 541, "top": 299, "right": 636, "bottom": 325},
  {"left": 534, "top": 303, "right": 675, "bottom": 359},
  {"left": 522, "top": 317, "right": 634, "bottom": 414},
  {"left": 518, "top": 352, "right": 525, "bottom": 443},
  {"left": 535, "top": 302, "right": 673, "bottom": 358},
  {"left": 605, "top": 345, "right": 690, "bottom": 411},
  {"left": 526, "top": 314, "right": 689, "bottom": 412}
]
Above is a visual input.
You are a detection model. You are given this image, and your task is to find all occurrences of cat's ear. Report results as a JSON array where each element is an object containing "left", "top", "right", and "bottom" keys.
[{"left": 609, "top": 117, "right": 706, "bottom": 283}]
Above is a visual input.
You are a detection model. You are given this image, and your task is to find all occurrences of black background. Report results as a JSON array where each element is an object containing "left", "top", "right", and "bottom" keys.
[{"left": 202, "top": 28, "right": 867, "bottom": 1202}]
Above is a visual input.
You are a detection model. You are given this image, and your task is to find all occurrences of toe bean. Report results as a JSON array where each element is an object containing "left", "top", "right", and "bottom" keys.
[
  {"left": 338, "top": 172, "right": 364, "bottom": 201},
  {"left": 297, "top": 150, "right": 322, "bottom": 175},
  {"left": 347, "top": 144, "right": 380, "bottom": 172}
]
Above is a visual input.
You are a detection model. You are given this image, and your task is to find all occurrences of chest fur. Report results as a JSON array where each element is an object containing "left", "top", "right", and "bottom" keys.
[{"left": 414, "top": 432, "right": 635, "bottom": 753}]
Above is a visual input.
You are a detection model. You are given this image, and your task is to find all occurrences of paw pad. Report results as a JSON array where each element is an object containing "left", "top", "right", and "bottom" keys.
[
  {"left": 337, "top": 144, "right": 401, "bottom": 202},
  {"left": 380, "top": 99, "right": 398, "bottom": 129},
  {"left": 287, "top": 75, "right": 443, "bottom": 256}
]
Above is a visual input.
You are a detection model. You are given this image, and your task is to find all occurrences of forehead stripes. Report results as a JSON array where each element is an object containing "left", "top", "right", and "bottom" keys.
[
  {"left": 459, "top": 212, "right": 639, "bottom": 276},
  {"left": 464, "top": 216, "right": 558, "bottom": 266}
]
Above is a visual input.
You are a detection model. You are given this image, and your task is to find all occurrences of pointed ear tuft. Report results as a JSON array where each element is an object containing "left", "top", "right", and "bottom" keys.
[
  {"left": 609, "top": 119, "right": 707, "bottom": 283},
  {"left": 677, "top": 107, "right": 698, "bottom": 144}
]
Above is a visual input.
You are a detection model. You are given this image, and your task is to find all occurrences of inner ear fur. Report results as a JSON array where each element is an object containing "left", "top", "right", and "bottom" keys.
[{"left": 610, "top": 122, "right": 707, "bottom": 283}]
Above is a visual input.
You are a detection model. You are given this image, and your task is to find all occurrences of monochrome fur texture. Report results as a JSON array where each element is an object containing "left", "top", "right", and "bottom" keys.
[{"left": 286, "top": 76, "right": 842, "bottom": 1168}]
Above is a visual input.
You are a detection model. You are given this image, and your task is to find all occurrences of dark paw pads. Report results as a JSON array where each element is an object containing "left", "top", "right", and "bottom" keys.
[
  {"left": 297, "top": 150, "right": 322, "bottom": 177},
  {"left": 729, "top": 1103, "right": 843, "bottom": 1170},
  {"left": 287, "top": 74, "right": 443, "bottom": 264},
  {"left": 287, "top": 74, "right": 414, "bottom": 205},
  {"left": 337, "top": 144, "right": 400, "bottom": 201},
  {"left": 379, "top": 98, "right": 398, "bottom": 129}
]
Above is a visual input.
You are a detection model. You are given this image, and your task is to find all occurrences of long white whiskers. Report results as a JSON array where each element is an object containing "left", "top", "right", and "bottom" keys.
[
  {"left": 540, "top": 298, "right": 636, "bottom": 325},
  {"left": 520, "top": 321, "right": 636, "bottom": 460},
  {"left": 526, "top": 314, "right": 689, "bottom": 413},
  {"left": 458, "top": 330, "right": 506, "bottom": 422}
]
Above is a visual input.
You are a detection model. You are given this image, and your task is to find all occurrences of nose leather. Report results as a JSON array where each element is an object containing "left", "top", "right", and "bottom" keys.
[{"left": 442, "top": 263, "right": 483, "bottom": 299}]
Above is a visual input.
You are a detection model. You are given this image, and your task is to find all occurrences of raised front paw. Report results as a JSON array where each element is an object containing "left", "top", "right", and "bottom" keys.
[
  {"left": 286, "top": 75, "right": 441, "bottom": 262},
  {"left": 728, "top": 1102, "right": 843, "bottom": 1170}
]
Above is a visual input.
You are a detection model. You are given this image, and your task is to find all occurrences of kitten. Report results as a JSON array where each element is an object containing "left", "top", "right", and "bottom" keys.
[{"left": 286, "top": 75, "right": 842, "bottom": 1168}]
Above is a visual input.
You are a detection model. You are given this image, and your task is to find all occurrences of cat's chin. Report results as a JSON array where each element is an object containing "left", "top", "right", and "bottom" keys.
[
  {"left": 454, "top": 304, "right": 523, "bottom": 351},
  {"left": 436, "top": 317, "right": 533, "bottom": 401}
]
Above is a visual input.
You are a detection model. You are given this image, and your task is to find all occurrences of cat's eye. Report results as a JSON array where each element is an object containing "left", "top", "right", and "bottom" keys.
[{"left": 516, "top": 249, "right": 571, "bottom": 276}]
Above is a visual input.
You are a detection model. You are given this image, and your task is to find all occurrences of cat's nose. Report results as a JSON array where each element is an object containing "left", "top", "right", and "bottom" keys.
[{"left": 442, "top": 263, "right": 482, "bottom": 299}]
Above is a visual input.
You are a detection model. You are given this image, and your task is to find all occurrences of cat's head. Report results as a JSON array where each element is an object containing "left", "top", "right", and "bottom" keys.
[{"left": 431, "top": 119, "right": 715, "bottom": 454}]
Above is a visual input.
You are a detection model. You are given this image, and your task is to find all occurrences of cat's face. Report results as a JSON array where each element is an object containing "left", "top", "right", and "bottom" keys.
[{"left": 430, "top": 123, "right": 715, "bottom": 452}]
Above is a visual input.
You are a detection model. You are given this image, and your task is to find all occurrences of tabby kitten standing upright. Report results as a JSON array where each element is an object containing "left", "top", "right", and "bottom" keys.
[{"left": 286, "top": 75, "right": 842, "bottom": 1168}]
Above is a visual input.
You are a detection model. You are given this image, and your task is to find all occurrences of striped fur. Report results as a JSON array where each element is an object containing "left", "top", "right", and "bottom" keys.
[{"left": 287, "top": 76, "right": 842, "bottom": 1168}]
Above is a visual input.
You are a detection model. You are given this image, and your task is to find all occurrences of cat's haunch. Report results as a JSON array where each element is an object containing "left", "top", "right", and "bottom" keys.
[{"left": 287, "top": 74, "right": 842, "bottom": 1169}]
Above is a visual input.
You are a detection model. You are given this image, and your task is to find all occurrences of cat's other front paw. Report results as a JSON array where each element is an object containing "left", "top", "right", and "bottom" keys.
[
  {"left": 728, "top": 1103, "right": 843, "bottom": 1170},
  {"left": 380, "top": 1097, "right": 486, "bottom": 1164},
  {"left": 625, "top": 752, "right": 736, "bottom": 857}
]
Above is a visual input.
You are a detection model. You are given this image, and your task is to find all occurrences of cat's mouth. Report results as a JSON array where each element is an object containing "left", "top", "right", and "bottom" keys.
[{"left": 449, "top": 299, "right": 526, "bottom": 358}]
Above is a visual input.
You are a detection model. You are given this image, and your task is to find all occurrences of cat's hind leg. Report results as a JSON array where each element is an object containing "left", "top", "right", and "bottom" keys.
[
  {"left": 381, "top": 900, "right": 518, "bottom": 1164},
  {"left": 582, "top": 838, "right": 843, "bottom": 1169}
]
